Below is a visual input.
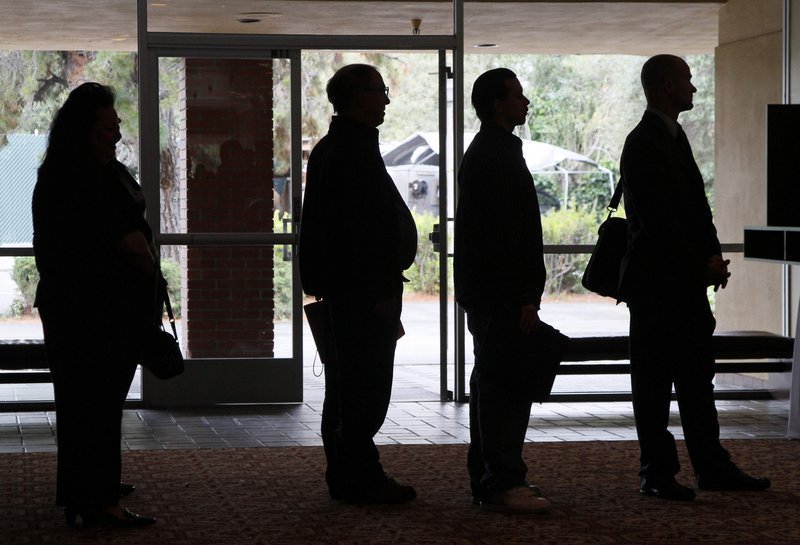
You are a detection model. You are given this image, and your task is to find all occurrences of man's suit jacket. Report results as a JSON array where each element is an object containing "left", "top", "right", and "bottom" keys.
[{"left": 618, "top": 110, "right": 721, "bottom": 304}]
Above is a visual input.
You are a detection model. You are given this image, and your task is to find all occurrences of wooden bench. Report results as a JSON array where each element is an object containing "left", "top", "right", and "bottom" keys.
[
  {"left": 550, "top": 331, "right": 793, "bottom": 402},
  {"left": 0, "top": 339, "right": 52, "bottom": 411},
  {"left": 0, "top": 339, "right": 49, "bottom": 383}
]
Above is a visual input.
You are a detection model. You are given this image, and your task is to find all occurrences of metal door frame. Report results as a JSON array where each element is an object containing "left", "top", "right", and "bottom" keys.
[{"left": 137, "top": 0, "right": 463, "bottom": 404}]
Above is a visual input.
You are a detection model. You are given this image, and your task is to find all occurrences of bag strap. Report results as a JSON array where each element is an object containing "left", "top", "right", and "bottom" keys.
[
  {"left": 604, "top": 179, "right": 623, "bottom": 221},
  {"left": 163, "top": 284, "right": 179, "bottom": 339},
  {"left": 607, "top": 179, "right": 623, "bottom": 211},
  {"left": 155, "top": 271, "right": 179, "bottom": 339}
]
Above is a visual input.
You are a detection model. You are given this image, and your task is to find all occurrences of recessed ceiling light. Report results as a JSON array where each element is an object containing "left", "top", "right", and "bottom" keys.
[
  {"left": 111, "top": 35, "right": 130, "bottom": 42},
  {"left": 237, "top": 18, "right": 261, "bottom": 23},
  {"left": 474, "top": 43, "right": 498, "bottom": 48}
]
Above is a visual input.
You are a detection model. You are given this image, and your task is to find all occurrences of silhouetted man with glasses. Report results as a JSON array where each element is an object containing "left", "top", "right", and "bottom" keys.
[{"left": 299, "top": 64, "right": 417, "bottom": 505}]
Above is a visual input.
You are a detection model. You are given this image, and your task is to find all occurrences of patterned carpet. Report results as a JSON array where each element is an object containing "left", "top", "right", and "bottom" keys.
[{"left": 2, "top": 440, "right": 799, "bottom": 545}]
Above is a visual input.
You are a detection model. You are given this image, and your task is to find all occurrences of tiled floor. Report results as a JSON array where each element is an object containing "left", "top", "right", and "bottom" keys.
[{"left": 0, "top": 396, "right": 791, "bottom": 455}]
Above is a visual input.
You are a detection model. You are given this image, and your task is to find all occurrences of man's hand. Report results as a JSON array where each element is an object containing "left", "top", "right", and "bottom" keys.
[
  {"left": 519, "top": 304, "right": 541, "bottom": 336},
  {"left": 707, "top": 254, "right": 731, "bottom": 291}
]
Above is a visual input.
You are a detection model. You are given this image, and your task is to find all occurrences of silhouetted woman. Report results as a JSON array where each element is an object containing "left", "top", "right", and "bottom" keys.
[{"left": 33, "top": 82, "right": 157, "bottom": 528}]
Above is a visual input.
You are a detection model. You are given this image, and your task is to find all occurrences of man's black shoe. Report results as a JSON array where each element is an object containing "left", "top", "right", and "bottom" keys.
[
  {"left": 640, "top": 479, "right": 696, "bottom": 501},
  {"left": 328, "top": 487, "right": 343, "bottom": 501},
  {"left": 342, "top": 477, "right": 416, "bottom": 505},
  {"left": 697, "top": 467, "right": 771, "bottom": 491}
]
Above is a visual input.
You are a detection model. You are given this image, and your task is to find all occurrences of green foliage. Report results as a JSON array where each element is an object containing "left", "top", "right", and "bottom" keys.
[
  {"left": 0, "top": 50, "right": 139, "bottom": 161},
  {"left": 294, "top": 51, "right": 441, "bottom": 147},
  {"left": 159, "top": 258, "right": 182, "bottom": 317},
  {"left": 682, "top": 54, "right": 716, "bottom": 204},
  {"left": 291, "top": 52, "right": 714, "bottom": 214},
  {"left": 403, "top": 211, "right": 452, "bottom": 296},
  {"left": 0, "top": 49, "right": 715, "bottom": 215},
  {"left": 10, "top": 256, "right": 183, "bottom": 319},
  {"left": 273, "top": 248, "right": 293, "bottom": 321},
  {"left": 273, "top": 213, "right": 293, "bottom": 321},
  {"left": 541, "top": 208, "right": 601, "bottom": 297},
  {"left": 83, "top": 52, "right": 140, "bottom": 171},
  {"left": 271, "top": 210, "right": 453, "bottom": 311},
  {"left": 0, "top": 51, "right": 66, "bottom": 141},
  {"left": 0, "top": 49, "right": 716, "bottom": 317},
  {"left": 270, "top": 211, "right": 450, "bottom": 311},
  {"left": 11, "top": 256, "right": 39, "bottom": 316},
  {"left": 462, "top": 54, "right": 714, "bottom": 211}
]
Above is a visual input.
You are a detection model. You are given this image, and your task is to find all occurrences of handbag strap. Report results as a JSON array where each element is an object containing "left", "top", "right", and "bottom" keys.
[
  {"left": 156, "top": 271, "right": 179, "bottom": 339},
  {"left": 607, "top": 179, "right": 623, "bottom": 211},
  {"left": 163, "top": 284, "right": 179, "bottom": 339},
  {"left": 604, "top": 179, "right": 623, "bottom": 221}
]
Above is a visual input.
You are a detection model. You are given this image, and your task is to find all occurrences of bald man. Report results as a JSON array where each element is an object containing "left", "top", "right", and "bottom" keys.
[{"left": 619, "top": 54, "right": 770, "bottom": 501}]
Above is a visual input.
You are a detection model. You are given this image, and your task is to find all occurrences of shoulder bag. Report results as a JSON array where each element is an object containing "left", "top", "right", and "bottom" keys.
[{"left": 581, "top": 181, "right": 627, "bottom": 300}]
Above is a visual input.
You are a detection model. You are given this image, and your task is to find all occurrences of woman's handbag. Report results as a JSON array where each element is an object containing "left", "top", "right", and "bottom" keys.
[
  {"left": 141, "top": 278, "right": 184, "bottom": 380},
  {"left": 581, "top": 181, "right": 627, "bottom": 300}
]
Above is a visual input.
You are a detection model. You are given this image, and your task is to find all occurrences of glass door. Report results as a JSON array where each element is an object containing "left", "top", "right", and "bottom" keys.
[
  {"left": 139, "top": 37, "right": 304, "bottom": 406},
  {"left": 297, "top": 50, "right": 454, "bottom": 404},
  {"left": 138, "top": 0, "right": 459, "bottom": 406}
]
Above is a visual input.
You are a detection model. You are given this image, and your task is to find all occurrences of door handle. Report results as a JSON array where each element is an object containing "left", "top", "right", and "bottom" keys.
[{"left": 429, "top": 223, "right": 440, "bottom": 252}]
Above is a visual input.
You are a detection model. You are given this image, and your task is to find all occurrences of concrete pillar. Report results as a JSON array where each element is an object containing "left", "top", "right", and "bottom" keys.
[{"left": 715, "top": 0, "right": 783, "bottom": 336}]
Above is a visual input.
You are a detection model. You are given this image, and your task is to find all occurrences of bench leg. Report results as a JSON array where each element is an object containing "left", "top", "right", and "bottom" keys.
[{"left": 789, "top": 302, "right": 800, "bottom": 439}]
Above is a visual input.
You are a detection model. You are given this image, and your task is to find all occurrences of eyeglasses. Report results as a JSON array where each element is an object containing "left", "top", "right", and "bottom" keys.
[{"left": 365, "top": 86, "right": 390, "bottom": 97}]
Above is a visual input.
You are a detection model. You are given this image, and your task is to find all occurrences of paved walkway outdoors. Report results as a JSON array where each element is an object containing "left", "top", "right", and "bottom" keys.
[{"left": 0, "top": 298, "right": 792, "bottom": 454}]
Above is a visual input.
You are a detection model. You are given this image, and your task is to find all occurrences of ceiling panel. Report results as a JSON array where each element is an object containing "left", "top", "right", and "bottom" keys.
[{"left": 1, "top": 1, "right": 722, "bottom": 54}]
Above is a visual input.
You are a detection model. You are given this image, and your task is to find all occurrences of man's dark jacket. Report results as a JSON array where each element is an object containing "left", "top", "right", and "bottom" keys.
[
  {"left": 454, "top": 123, "right": 545, "bottom": 314},
  {"left": 299, "top": 116, "right": 417, "bottom": 299},
  {"left": 619, "top": 110, "right": 721, "bottom": 303}
]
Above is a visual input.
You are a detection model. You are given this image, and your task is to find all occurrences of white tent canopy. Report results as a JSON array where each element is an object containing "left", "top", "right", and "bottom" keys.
[
  {"left": 382, "top": 132, "right": 614, "bottom": 208},
  {"left": 413, "top": 131, "right": 598, "bottom": 172}
]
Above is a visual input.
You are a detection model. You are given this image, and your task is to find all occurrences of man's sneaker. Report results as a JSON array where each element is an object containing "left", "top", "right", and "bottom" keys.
[
  {"left": 342, "top": 477, "right": 416, "bottom": 505},
  {"left": 480, "top": 485, "right": 551, "bottom": 514},
  {"left": 528, "top": 484, "right": 545, "bottom": 497}
]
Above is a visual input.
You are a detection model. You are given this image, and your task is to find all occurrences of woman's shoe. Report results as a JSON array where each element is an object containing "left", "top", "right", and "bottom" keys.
[
  {"left": 64, "top": 506, "right": 156, "bottom": 528},
  {"left": 119, "top": 482, "right": 135, "bottom": 497}
]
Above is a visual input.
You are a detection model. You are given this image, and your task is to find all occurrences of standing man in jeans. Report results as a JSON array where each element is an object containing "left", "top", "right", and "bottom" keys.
[
  {"left": 299, "top": 64, "right": 418, "bottom": 505},
  {"left": 455, "top": 68, "right": 551, "bottom": 514},
  {"left": 620, "top": 54, "right": 770, "bottom": 501}
]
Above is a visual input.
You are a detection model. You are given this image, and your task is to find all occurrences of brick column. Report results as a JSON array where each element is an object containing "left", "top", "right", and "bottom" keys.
[{"left": 183, "top": 58, "right": 275, "bottom": 358}]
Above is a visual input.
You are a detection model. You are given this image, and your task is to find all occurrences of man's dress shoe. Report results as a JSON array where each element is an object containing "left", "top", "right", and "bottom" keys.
[
  {"left": 640, "top": 479, "right": 696, "bottom": 501},
  {"left": 697, "top": 467, "right": 771, "bottom": 491}
]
